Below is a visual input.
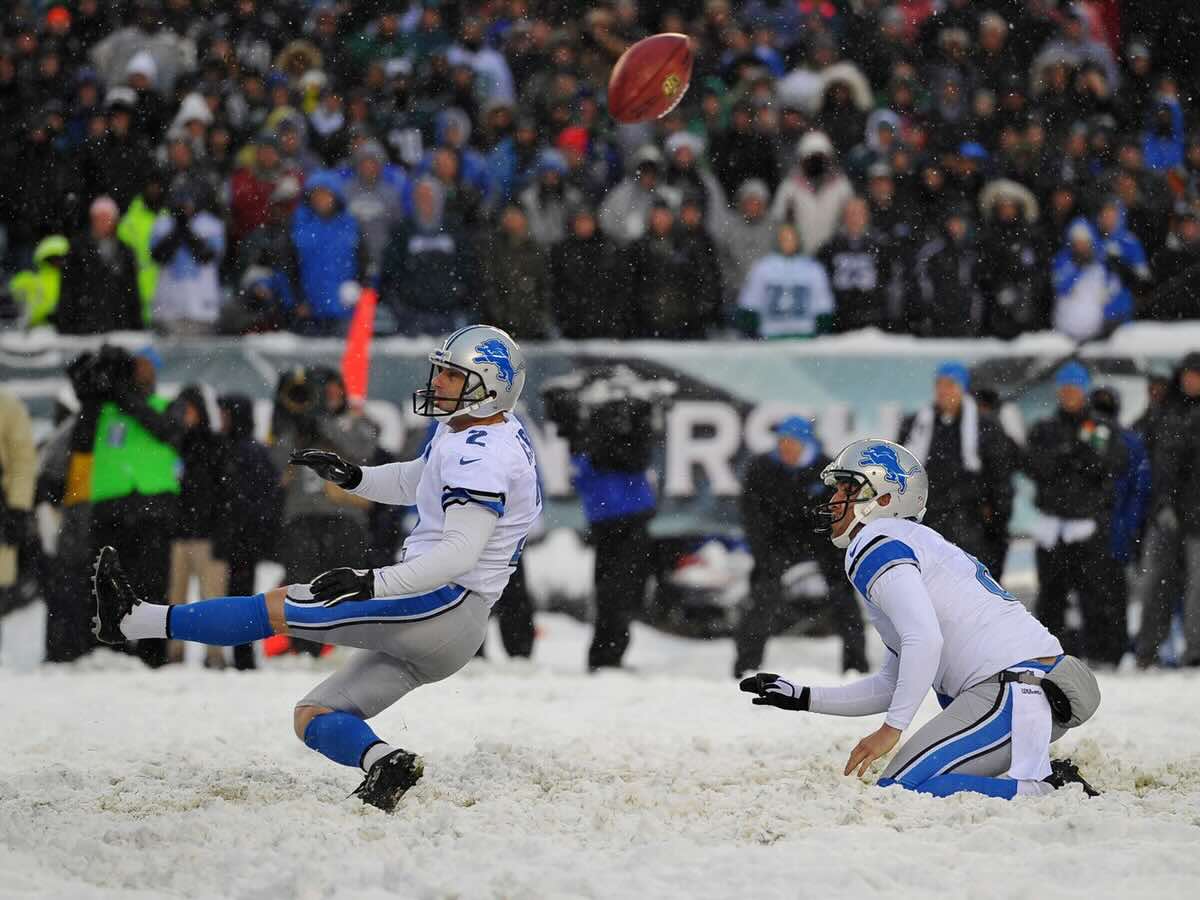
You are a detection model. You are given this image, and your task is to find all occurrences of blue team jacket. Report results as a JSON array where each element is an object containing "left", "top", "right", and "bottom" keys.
[{"left": 571, "top": 454, "right": 656, "bottom": 524}]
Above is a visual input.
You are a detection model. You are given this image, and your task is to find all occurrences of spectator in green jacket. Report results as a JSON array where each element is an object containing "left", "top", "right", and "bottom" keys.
[
  {"left": 8, "top": 234, "right": 68, "bottom": 327},
  {"left": 117, "top": 168, "right": 168, "bottom": 325},
  {"left": 69, "top": 344, "right": 183, "bottom": 667}
]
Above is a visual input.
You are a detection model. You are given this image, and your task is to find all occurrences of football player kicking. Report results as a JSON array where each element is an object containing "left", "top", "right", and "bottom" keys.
[
  {"left": 741, "top": 439, "right": 1102, "bottom": 799},
  {"left": 91, "top": 325, "right": 542, "bottom": 812}
]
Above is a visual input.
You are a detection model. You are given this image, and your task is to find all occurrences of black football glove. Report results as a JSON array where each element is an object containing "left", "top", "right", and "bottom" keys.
[
  {"left": 739, "top": 673, "right": 811, "bottom": 711},
  {"left": 288, "top": 448, "right": 362, "bottom": 489},
  {"left": 310, "top": 567, "right": 374, "bottom": 606}
]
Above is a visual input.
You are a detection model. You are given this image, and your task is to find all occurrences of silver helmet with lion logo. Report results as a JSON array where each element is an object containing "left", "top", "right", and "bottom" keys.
[{"left": 413, "top": 324, "right": 527, "bottom": 418}]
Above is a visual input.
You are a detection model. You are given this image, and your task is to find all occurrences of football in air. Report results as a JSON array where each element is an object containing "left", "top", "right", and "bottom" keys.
[{"left": 607, "top": 33, "right": 694, "bottom": 124}]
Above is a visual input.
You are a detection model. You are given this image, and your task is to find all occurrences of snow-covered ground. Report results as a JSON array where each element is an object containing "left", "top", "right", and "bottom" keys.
[{"left": 1, "top": 612, "right": 1199, "bottom": 900}]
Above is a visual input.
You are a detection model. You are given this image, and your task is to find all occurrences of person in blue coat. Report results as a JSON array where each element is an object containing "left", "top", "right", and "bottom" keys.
[
  {"left": 1095, "top": 197, "right": 1151, "bottom": 325},
  {"left": 486, "top": 114, "right": 540, "bottom": 205},
  {"left": 410, "top": 108, "right": 495, "bottom": 217},
  {"left": 1090, "top": 386, "right": 1151, "bottom": 665},
  {"left": 1142, "top": 95, "right": 1186, "bottom": 172},
  {"left": 289, "top": 170, "right": 368, "bottom": 336},
  {"left": 573, "top": 450, "right": 657, "bottom": 672}
]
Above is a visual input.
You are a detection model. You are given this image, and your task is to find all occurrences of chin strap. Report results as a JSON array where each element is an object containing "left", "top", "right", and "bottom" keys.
[
  {"left": 831, "top": 495, "right": 886, "bottom": 548},
  {"left": 414, "top": 387, "right": 497, "bottom": 418}
]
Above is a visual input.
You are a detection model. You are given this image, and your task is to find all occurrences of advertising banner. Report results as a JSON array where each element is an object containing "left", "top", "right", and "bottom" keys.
[{"left": 1, "top": 326, "right": 1190, "bottom": 535}]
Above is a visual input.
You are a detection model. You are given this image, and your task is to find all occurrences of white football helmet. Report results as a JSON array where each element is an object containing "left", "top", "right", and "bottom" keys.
[
  {"left": 413, "top": 324, "right": 527, "bottom": 418},
  {"left": 818, "top": 439, "right": 928, "bottom": 548}
]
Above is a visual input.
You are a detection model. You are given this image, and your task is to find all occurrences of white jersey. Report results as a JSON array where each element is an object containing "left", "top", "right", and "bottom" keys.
[
  {"left": 351, "top": 415, "right": 541, "bottom": 605},
  {"left": 845, "top": 518, "right": 1062, "bottom": 718},
  {"left": 737, "top": 252, "right": 835, "bottom": 338},
  {"left": 402, "top": 416, "right": 541, "bottom": 603}
]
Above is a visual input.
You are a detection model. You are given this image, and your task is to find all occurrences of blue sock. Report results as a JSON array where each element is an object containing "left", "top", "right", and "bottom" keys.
[
  {"left": 882, "top": 773, "right": 1018, "bottom": 800},
  {"left": 167, "top": 594, "right": 274, "bottom": 646},
  {"left": 303, "top": 711, "right": 384, "bottom": 769}
]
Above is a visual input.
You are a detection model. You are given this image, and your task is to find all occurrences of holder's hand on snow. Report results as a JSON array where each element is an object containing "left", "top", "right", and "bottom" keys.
[
  {"left": 739, "top": 673, "right": 810, "bottom": 711},
  {"left": 310, "top": 567, "right": 375, "bottom": 606},
  {"left": 844, "top": 724, "right": 901, "bottom": 778},
  {"left": 289, "top": 448, "right": 362, "bottom": 489}
]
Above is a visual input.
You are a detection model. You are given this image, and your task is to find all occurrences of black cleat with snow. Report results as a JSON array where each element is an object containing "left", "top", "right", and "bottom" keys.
[
  {"left": 351, "top": 749, "right": 425, "bottom": 813},
  {"left": 1044, "top": 758, "right": 1101, "bottom": 797},
  {"left": 91, "top": 546, "right": 143, "bottom": 645}
]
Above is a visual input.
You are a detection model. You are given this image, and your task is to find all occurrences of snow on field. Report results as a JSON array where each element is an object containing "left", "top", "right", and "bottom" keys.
[{"left": 1, "top": 613, "right": 1199, "bottom": 900}]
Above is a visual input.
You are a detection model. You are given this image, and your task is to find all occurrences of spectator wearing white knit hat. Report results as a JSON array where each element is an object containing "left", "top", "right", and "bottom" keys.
[
  {"left": 663, "top": 130, "right": 729, "bottom": 236},
  {"left": 123, "top": 50, "right": 170, "bottom": 140},
  {"left": 771, "top": 130, "right": 854, "bottom": 255},
  {"left": 90, "top": 2, "right": 197, "bottom": 97}
]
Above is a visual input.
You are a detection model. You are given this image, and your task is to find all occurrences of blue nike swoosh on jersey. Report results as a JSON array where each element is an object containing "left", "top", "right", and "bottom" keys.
[{"left": 459, "top": 456, "right": 481, "bottom": 465}]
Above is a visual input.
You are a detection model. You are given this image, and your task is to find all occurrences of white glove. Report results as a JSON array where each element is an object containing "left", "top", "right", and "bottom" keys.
[{"left": 338, "top": 280, "right": 362, "bottom": 308}]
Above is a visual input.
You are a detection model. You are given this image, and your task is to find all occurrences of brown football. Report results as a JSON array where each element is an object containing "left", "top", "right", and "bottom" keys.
[{"left": 607, "top": 33, "right": 694, "bottom": 125}]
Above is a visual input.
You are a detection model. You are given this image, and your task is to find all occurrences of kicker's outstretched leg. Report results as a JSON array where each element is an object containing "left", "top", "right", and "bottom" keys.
[{"left": 93, "top": 545, "right": 279, "bottom": 647}]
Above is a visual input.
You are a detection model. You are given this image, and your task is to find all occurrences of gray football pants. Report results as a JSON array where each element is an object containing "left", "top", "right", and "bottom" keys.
[
  {"left": 881, "top": 680, "right": 1067, "bottom": 786},
  {"left": 292, "top": 587, "right": 491, "bottom": 719}
]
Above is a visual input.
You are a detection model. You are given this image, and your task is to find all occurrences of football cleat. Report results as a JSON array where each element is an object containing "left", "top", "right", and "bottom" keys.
[
  {"left": 351, "top": 749, "right": 425, "bottom": 813},
  {"left": 1044, "top": 758, "right": 1101, "bottom": 798},
  {"left": 91, "top": 546, "right": 144, "bottom": 645}
]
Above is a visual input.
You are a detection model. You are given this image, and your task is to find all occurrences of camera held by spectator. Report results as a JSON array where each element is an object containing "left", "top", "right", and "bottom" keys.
[
  {"left": 542, "top": 365, "right": 676, "bottom": 671},
  {"left": 66, "top": 345, "right": 137, "bottom": 405},
  {"left": 271, "top": 364, "right": 342, "bottom": 447},
  {"left": 542, "top": 365, "right": 676, "bottom": 473}
]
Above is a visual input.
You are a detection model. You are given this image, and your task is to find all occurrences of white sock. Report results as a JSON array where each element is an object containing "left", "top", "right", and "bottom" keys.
[
  {"left": 1016, "top": 779, "right": 1056, "bottom": 797},
  {"left": 361, "top": 742, "right": 397, "bottom": 772},
  {"left": 121, "top": 602, "right": 170, "bottom": 640}
]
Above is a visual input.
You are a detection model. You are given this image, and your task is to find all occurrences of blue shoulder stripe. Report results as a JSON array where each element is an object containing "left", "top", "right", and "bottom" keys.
[
  {"left": 847, "top": 534, "right": 888, "bottom": 578},
  {"left": 441, "top": 485, "right": 506, "bottom": 517},
  {"left": 851, "top": 539, "right": 919, "bottom": 598}
]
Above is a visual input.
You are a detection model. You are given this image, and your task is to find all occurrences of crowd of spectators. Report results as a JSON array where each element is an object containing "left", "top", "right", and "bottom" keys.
[{"left": 2, "top": 0, "right": 1199, "bottom": 341}]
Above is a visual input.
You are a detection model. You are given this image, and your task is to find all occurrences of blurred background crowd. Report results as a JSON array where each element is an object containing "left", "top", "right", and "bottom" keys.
[{"left": 1, "top": 0, "right": 1199, "bottom": 340}]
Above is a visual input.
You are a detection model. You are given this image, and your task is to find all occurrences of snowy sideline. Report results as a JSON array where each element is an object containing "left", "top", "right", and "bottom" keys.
[{"left": 1, "top": 612, "right": 1198, "bottom": 900}]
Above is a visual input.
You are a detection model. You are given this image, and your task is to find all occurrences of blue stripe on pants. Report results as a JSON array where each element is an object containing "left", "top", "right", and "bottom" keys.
[
  {"left": 909, "top": 773, "right": 1020, "bottom": 799},
  {"left": 883, "top": 685, "right": 1014, "bottom": 788},
  {"left": 285, "top": 584, "right": 466, "bottom": 631}
]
